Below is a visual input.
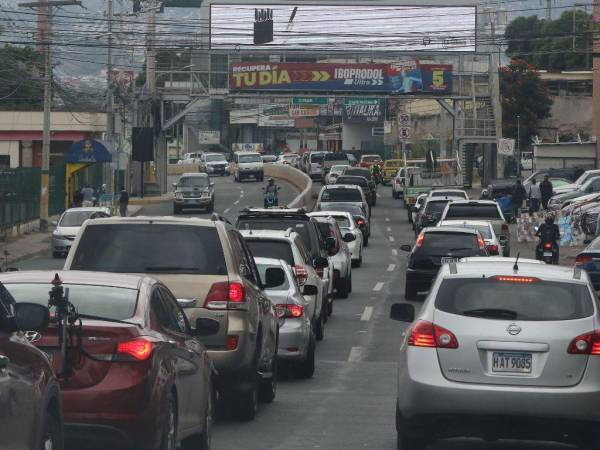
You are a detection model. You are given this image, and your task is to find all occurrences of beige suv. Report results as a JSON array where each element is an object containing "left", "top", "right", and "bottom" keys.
[{"left": 63, "top": 216, "right": 279, "bottom": 421}]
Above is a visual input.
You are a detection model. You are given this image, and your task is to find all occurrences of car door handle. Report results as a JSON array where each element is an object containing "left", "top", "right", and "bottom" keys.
[{"left": 0, "top": 355, "right": 9, "bottom": 370}]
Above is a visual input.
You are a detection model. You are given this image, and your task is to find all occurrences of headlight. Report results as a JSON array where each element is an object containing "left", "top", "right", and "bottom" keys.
[
  {"left": 174, "top": 192, "right": 184, "bottom": 200},
  {"left": 206, "top": 166, "right": 214, "bottom": 172},
  {"left": 202, "top": 191, "right": 211, "bottom": 197}
]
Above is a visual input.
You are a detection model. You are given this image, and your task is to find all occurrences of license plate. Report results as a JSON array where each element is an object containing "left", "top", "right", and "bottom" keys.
[
  {"left": 492, "top": 352, "right": 532, "bottom": 374},
  {"left": 440, "top": 257, "right": 459, "bottom": 265},
  {"left": 543, "top": 251, "right": 552, "bottom": 257}
]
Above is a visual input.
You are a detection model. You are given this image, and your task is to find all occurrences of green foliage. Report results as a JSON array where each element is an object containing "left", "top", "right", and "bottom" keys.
[
  {"left": 0, "top": 44, "right": 44, "bottom": 110},
  {"left": 500, "top": 59, "right": 553, "bottom": 150},
  {"left": 505, "top": 11, "right": 593, "bottom": 70}
]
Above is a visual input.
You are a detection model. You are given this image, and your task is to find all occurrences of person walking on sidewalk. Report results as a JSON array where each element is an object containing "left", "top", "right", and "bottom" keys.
[
  {"left": 511, "top": 179, "right": 527, "bottom": 221},
  {"left": 529, "top": 178, "right": 542, "bottom": 214},
  {"left": 118, "top": 186, "right": 129, "bottom": 217},
  {"left": 540, "top": 176, "right": 554, "bottom": 210}
]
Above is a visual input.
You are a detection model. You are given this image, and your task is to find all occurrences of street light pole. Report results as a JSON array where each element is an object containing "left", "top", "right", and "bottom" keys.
[
  {"left": 106, "top": 0, "right": 114, "bottom": 194},
  {"left": 516, "top": 114, "right": 521, "bottom": 177}
]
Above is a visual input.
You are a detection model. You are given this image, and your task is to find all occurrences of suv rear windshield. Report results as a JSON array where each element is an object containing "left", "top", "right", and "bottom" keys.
[
  {"left": 311, "top": 153, "right": 327, "bottom": 163},
  {"left": 435, "top": 278, "right": 594, "bottom": 321},
  {"left": 237, "top": 219, "right": 315, "bottom": 254},
  {"left": 321, "top": 188, "right": 362, "bottom": 202},
  {"left": 239, "top": 154, "right": 261, "bottom": 163},
  {"left": 344, "top": 168, "right": 372, "bottom": 180},
  {"left": 70, "top": 224, "right": 227, "bottom": 275},
  {"left": 420, "top": 232, "right": 480, "bottom": 255},
  {"left": 246, "top": 240, "right": 294, "bottom": 266},
  {"left": 324, "top": 153, "right": 349, "bottom": 162},
  {"left": 445, "top": 204, "right": 502, "bottom": 220},
  {"left": 432, "top": 191, "right": 466, "bottom": 199},
  {"left": 425, "top": 201, "right": 450, "bottom": 215},
  {"left": 337, "top": 177, "right": 368, "bottom": 187}
]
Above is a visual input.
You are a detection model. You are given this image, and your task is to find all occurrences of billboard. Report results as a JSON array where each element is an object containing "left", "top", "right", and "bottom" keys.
[
  {"left": 210, "top": 4, "right": 477, "bottom": 52},
  {"left": 343, "top": 98, "right": 382, "bottom": 123},
  {"left": 230, "top": 62, "right": 452, "bottom": 94}
]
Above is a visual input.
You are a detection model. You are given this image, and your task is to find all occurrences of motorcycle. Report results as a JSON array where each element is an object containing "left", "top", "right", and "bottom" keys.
[
  {"left": 535, "top": 239, "right": 559, "bottom": 264},
  {"left": 263, "top": 186, "right": 280, "bottom": 208}
]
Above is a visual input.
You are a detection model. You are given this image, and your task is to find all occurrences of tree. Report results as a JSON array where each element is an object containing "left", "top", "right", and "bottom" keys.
[
  {"left": 0, "top": 44, "right": 44, "bottom": 110},
  {"left": 505, "top": 11, "right": 593, "bottom": 71},
  {"left": 500, "top": 59, "right": 553, "bottom": 150}
]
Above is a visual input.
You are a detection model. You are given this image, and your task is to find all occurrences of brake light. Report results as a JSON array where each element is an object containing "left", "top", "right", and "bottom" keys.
[
  {"left": 543, "top": 243, "right": 552, "bottom": 250},
  {"left": 408, "top": 321, "right": 458, "bottom": 349},
  {"left": 293, "top": 265, "right": 308, "bottom": 285},
  {"left": 117, "top": 339, "right": 153, "bottom": 361},
  {"left": 576, "top": 255, "right": 593, "bottom": 266},
  {"left": 568, "top": 331, "right": 600, "bottom": 355},
  {"left": 275, "top": 304, "right": 304, "bottom": 319},
  {"left": 477, "top": 235, "right": 486, "bottom": 250},
  {"left": 226, "top": 335, "right": 239, "bottom": 351},
  {"left": 204, "top": 281, "right": 246, "bottom": 309},
  {"left": 356, "top": 218, "right": 365, "bottom": 227},
  {"left": 486, "top": 244, "right": 499, "bottom": 255},
  {"left": 492, "top": 275, "right": 540, "bottom": 283},
  {"left": 415, "top": 232, "right": 425, "bottom": 247}
]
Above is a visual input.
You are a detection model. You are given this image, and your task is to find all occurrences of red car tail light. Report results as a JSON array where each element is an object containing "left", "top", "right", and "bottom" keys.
[
  {"left": 275, "top": 304, "right": 304, "bottom": 319},
  {"left": 204, "top": 281, "right": 246, "bottom": 310},
  {"left": 543, "top": 243, "right": 552, "bottom": 250},
  {"left": 116, "top": 339, "right": 153, "bottom": 361},
  {"left": 568, "top": 331, "right": 600, "bottom": 355},
  {"left": 487, "top": 244, "right": 498, "bottom": 254},
  {"left": 492, "top": 275, "right": 539, "bottom": 283},
  {"left": 293, "top": 265, "right": 308, "bottom": 285},
  {"left": 355, "top": 218, "right": 366, "bottom": 227},
  {"left": 477, "top": 235, "right": 486, "bottom": 250},
  {"left": 576, "top": 255, "right": 593, "bottom": 266},
  {"left": 226, "top": 335, "right": 239, "bottom": 351},
  {"left": 408, "top": 321, "right": 458, "bottom": 349},
  {"left": 415, "top": 232, "right": 425, "bottom": 247}
]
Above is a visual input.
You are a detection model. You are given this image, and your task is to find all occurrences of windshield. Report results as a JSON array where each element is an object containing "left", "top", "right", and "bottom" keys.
[
  {"left": 431, "top": 191, "right": 467, "bottom": 199},
  {"left": 321, "top": 188, "right": 362, "bottom": 203},
  {"left": 320, "top": 204, "right": 365, "bottom": 217},
  {"left": 337, "top": 177, "right": 367, "bottom": 187},
  {"left": 330, "top": 165, "right": 348, "bottom": 174},
  {"left": 70, "top": 224, "right": 227, "bottom": 275},
  {"left": 4, "top": 283, "right": 139, "bottom": 320},
  {"left": 311, "top": 153, "right": 327, "bottom": 163},
  {"left": 419, "top": 232, "right": 480, "bottom": 255},
  {"left": 178, "top": 177, "right": 209, "bottom": 188},
  {"left": 436, "top": 278, "right": 594, "bottom": 321},
  {"left": 439, "top": 223, "right": 492, "bottom": 239},
  {"left": 445, "top": 204, "right": 502, "bottom": 220},
  {"left": 59, "top": 210, "right": 105, "bottom": 227},
  {"left": 344, "top": 168, "right": 372, "bottom": 180},
  {"left": 239, "top": 154, "right": 261, "bottom": 163},
  {"left": 206, "top": 154, "right": 226, "bottom": 162},
  {"left": 247, "top": 240, "right": 295, "bottom": 266},
  {"left": 424, "top": 201, "right": 450, "bottom": 215},
  {"left": 324, "top": 153, "right": 349, "bottom": 162}
]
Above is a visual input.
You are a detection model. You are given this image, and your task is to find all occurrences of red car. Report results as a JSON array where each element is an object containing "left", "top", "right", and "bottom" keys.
[{"left": 0, "top": 271, "right": 217, "bottom": 450}]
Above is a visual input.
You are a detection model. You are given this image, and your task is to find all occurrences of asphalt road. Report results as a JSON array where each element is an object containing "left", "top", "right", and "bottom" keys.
[{"left": 14, "top": 175, "right": 575, "bottom": 450}]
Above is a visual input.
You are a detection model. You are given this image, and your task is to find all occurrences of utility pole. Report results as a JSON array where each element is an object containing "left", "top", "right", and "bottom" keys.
[
  {"left": 106, "top": 0, "right": 114, "bottom": 193},
  {"left": 147, "top": 0, "right": 157, "bottom": 95},
  {"left": 594, "top": 0, "right": 600, "bottom": 167},
  {"left": 19, "top": 0, "right": 81, "bottom": 231}
]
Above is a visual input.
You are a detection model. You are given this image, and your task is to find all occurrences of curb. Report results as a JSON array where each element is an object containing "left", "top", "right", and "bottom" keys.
[
  {"left": 129, "top": 195, "right": 172, "bottom": 206},
  {"left": 3, "top": 236, "right": 52, "bottom": 267}
]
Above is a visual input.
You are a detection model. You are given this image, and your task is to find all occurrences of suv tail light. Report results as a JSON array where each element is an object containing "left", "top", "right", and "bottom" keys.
[
  {"left": 543, "top": 242, "right": 552, "bottom": 250},
  {"left": 355, "top": 218, "right": 365, "bottom": 227},
  {"left": 408, "top": 321, "right": 458, "bottom": 349},
  {"left": 275, "top": 304, "right": 304, "bottom": 319},
  {"left": 204, "top": 281, "right": 246, "bottom": 310},
  {"left": 576, "top": 255, "right": 593, "bottom": 266},
  {"left": 116, "top": 339, "right": 153, "bottom": 361},
  {"left": 477, "top": 235, "right": 486, "bottom": 250},
  {"left": 415, "top": 232, "right": 425, "bottom": 247},
  {"left": 293, "top": 265, "right": 308, "bottom": 285},
  {"left": 486, "top": 244, "right": 499, "bottom": 255},
  {"left": 568, "top": 331, "right": 600, "bottom": 355},
  {"left": 492, "top": 275, "right": 539, "bottom": 283}
]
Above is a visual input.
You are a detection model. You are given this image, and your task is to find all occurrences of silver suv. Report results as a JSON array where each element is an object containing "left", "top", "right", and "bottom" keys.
[
  {"left": 64, "top": 216, "right": 278, "bottom": 421},
  {"left": 390, "top": 259, "right": 600, "bottom": 449},
  {"left": 172, "top": 172, "right": 215, "bottom": 214}
]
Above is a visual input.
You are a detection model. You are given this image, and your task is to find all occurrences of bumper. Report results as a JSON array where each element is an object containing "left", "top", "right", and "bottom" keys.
[
  {"left": 174, "top": 197, "right": 212, "bottom": 207},
  {"left": 206, "top": 166, "right": 229, "bottom": 174},
  {"left": 278, "top": 318, "right": 310, "bottom": 361},
  {"left": 239, "top": 169, "right": 263, "bottom": 178},
  {"left": 406, "top": 269, "right": 438, "bottom": 294},
  {"left": 52, "top": 237, "right": 73, "bottom": 252}
]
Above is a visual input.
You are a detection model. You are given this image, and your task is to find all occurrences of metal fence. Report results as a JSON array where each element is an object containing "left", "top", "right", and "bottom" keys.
[{"left": 0, "top": 168, "right": 40, "bottom": 231}]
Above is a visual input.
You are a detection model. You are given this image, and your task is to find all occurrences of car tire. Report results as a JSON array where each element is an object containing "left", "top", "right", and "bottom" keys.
[
  {"left": 296, "top": 334, "right": 315, "bottom": 379},
  {"left": 258, "top": 356, "right": 277, "bottom": 403},
  {"left": 39, "top": 407, "right": 64, "bottom": 450},
  {"left": 405, "top": 281, "right": 417, "bottom": 301},
  {"left": 337, "top": 276, "right": 350, "bottom": 299},
  {"left": 233, "top": 379, "right": 258, "bottom": 421},
  {"left": 159, "top": 393, "right": 177, "bottom": 450},
  {"left": 315, "top": 311, "right": 325, "bottom": 341},
  {"left": 52, "top": 251, "right": 62, "bottom": 259},
  {"left": 181, "top": 382, "right": 213, "bottom": 450},
  {"left": 363, "top": 235, "right": 369, "bottom": 247}
]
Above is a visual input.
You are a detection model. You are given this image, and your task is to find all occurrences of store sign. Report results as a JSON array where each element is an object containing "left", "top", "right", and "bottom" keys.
[
  {"left": 197, "top": 130, "right": 221, "bottom": 144},
  {"left": 292, "top": 97, "right": 329, "bottom": 105},
  {"left": 289, "top": 104, "right": 321, "bottom": 118},
  {"left": 232, "top": 143, "right": 264, "bottom": 153},
  {"left": 343, "top": 98, "right": 382, "bottom": 123},
  {"left": 231, "top": 61, "right": 453, "bottom": 93},
  {"left": 258, "top": 104, "right": 294, "bottom": 127}
]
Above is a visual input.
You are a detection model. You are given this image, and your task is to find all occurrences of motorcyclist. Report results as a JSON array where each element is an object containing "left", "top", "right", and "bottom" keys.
[
  {"left": 535, "top": 213, "right": 560, "bottom": 263},
  {"left": 480, "top": 189, "right": 490, "bottom": 200},
  {"left": 264, "top": 178, "right": 279, "bottom": 207},
  {"left": 371, "top": 163, "right": 382, "bottom": 184}
]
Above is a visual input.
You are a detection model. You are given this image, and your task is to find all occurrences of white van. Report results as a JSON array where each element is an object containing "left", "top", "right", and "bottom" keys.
[{"left": 232, "top": 152, "right": 264, "bottom": 182}]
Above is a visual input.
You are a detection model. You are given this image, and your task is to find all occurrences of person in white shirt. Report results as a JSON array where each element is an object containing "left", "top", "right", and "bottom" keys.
[{"left": 529, "top": 178, "right": 542, "bottom": 213}]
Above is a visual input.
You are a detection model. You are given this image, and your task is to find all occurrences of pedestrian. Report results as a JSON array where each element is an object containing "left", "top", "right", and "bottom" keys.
[
  {"left": 511, "top": 179, "right": 527, "bottom": 221},
  {"left": 540, "top": 175, "right": 554, "bottom": 210},
  {"left": 529, "top": 178, "right": 542, "bottom": 214},
  {"left": 119, "top": 186, "right": 129, "bottom": 217},
  {"left": 73, "top": 189, "right": 83, "bottom": 207},
  {"left": 81, "top": 184, "right": 94, "bottom": 206}
]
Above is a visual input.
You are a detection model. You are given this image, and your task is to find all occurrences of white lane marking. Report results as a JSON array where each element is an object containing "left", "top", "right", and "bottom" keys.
[
  {"left": 389, "top": 236, "right": 395, "bottom": 242},
  {"left": 387, "top": 264, "right": 396, "bottom": 272},
  {"left": 348, "top": 346, "right": 363, "bottom": 362},
  {"left": 224, "top": 208, "right": 231, "bottom": 214},
  {"left": 392, "top": 249, "right": 398, "bottom": 256},
  {"left": 386, "top": 226, "right": 392, "bottom": 232},
  {"left": 385, "top": 218, "right": 390, "bottom": 222},
  {"left": 360, "top": 306, "right": 374, "bottom": 321},
  {"left": 373, "top": 282, "right": 384, "bottom": 291},
  {"left": 234, "top": 200, "right": 240, "bottom": 205}
]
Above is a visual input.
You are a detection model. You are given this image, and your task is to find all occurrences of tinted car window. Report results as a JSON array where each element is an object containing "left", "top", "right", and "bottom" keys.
[
  {"left": 435, "top": 278, "right": 594, "bottom": 321},
  {"left": 319, "top": 204, "right": 366, "bottom": 218},
  {"left": 424, "top": 201, "right": 449, "bottom": 215},
  {"left": 419, "top": 232, "right": 480, "bottom": 255},
  {"left": 445, "top": 204, "right": 502, "bottom": 220},
  {"left": 246, "top": 240, "right": 295, "bottom": 266},
  {"left": 237, "top": 219, "right": 315, "bottom": 252},
  {"left": 256, "top": 263, "right": 290, "bottom": 290},
  {"left": 337, "top": 177, "right": 368, "bottom": 187},
  {"left": 344, "top": 168, "right": 372, "bottom": 180},
  {"left": 324, "top": 153, "right": 349, "bottom": 162},
  {"left": 321, "top": 188, "right": 362, "bottom": 202},
  {"left": 70, "top": 224, "right": 227, "bottom": 275},
  {"left": 177, "top": 177, "right": 209, "bottom": 188},
  {"left": 5, "top": 283, "right": 138, "bottom": 320},
  {"left": 440, "top": 224, "right": 492, "bottom": 239},
  {"left": 432, "top": 191, "right": 466, "bottom": 199}
]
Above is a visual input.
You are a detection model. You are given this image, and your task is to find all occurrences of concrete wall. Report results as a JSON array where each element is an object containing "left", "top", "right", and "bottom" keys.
[
  {"left": 539, "top": 96, "right": 592, "bottom": 139},
  {"left": 0, "top": 111, "right": 107, "bottom": 132},
  {"left": 342, "top": 123, "right": 382, "bottom": 150},
  {"left": 264, "top": 164, "right": 314, "bottom": 209}
]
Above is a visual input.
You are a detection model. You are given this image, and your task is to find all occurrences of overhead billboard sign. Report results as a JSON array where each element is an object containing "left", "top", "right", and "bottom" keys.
[
  {"left": 343, "top": 98, "right": 382, "bottom": 123},
  {"left": 230, "top": 62, "right": 452, "bottom": 94},
  {"left": 258, "top": 104, "right": 294, "bottom": 127}
]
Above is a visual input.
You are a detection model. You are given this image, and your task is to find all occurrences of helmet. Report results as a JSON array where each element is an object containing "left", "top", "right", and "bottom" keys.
[
  {"left": 268, "top": 178, "right": 274, "bottom": 184},
  {"left": 481, "top": 189, "right": 489, "bottom": 197},
  {"left": 545, "top": 213, "right": 555, "bottom": 225}
]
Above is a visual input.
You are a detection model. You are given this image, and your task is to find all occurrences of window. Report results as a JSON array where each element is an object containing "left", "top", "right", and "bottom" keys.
[
  {"left": 329, "top": 215, "right": 351, "bottom": 228},
  {"left": 177, "top": 177, "right": 209, "bottom": 188},
  {"left": 151, "top": 289, "right": 180, "bottom": 332},
  {"left": 59, "top": 210, "right": 106, "bottom": 227},
  {"left": 445, "top": 204, "right": 502, "bottom": 220},
  {"left": 419, "top": 232, "right": 480, "bottom": 255},
  {"left": 321, "top": 188, "right": 362, "bottom": 202},
  {"left": 425, "top": 201, "right": 450, "bottom": 215},
  {"left": 255, "top": 263, "right": 290, "bottom": 291},
  {"left": 435, "top": 279, "right": 594, "bottom": 321},
  {"left": 247, "top": 240, "right": 294, "bottom": 266},
  {"left": 159, "top": 287, "right": 187, "bottom": 333},
  {"left": 239, "top": 154, "right": 261, "bottom": 163}
]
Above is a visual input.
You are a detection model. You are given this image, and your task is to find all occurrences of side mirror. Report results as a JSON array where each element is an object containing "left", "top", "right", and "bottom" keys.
[
  {"left": 171, "top": 182, "right": 177, "bottom": 188},
  {"left": 390, "top": 303, "right": 415, "bottom": 322},
  {"left": 210, "top": 182, "right": 215, "bottom": 187},
  {"left": 13, "top": 303, "right": 49, "bottom": 331},
  {"left": 194, "top": 318, "right": 220, "bottom": 337},
  {"left": 400, "top": 244, "right": 412, "bottom": 252},
  {"left": 51, "top": 220, "right": 58, "bottom": 227},
  {"left": 313, "top": 256, "right": 329, "bottom": 269},
  {"left": 264, "top": 267, "right": 286, "bottom": 289},
  {"left": 343, "top": 232, "right": 356, "bottom": 243},
  {"left": 302, "top": 285, "right": 318, "bottom": 296}
]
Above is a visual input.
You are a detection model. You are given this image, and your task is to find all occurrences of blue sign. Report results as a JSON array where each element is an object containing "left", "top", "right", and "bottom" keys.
[{"left": 65, "top": 139, "right": 112, "bottom": 164}]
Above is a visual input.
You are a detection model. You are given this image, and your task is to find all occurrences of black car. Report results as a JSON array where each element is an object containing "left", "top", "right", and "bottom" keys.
[
  {"left": 414, "top": 198, "right": 454, "bottom": 235},
  {"left": 401, "top": 228, "right": 488, "bottom": 300},
  {"left": 0, "top": 283, "right": 64, "bottom": 450},
  {"left": 335, "top": 175, "right": 374, "bottom": 206},
  {"left": 318, "top": 203, "right": 371, "bottom": 246},
  {"left": 342, "top": 167, "right": 377, "bottom": 205}
]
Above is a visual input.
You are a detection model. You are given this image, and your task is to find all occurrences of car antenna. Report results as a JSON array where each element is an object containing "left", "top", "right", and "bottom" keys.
[{"left": 513, "top": 252, "right": 520, "bottom": 272}]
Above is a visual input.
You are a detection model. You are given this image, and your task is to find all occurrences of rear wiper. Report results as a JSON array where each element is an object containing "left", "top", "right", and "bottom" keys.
[
  {"left": 462, "top": 308, "right": 518, "bottom": 320},
  {"left": 448, "top": 247, "right": 472, "bottom": 251},
  {"left": 145, "top": 266, "right": 201, "bottom": 273},
  {"left": 76, "top": 313, "right": 141, "bottom": 328}
]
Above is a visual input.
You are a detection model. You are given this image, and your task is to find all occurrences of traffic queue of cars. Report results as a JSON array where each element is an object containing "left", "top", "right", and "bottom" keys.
[{"left": 0, "top": 169, "right": 374, "bottom": 450}]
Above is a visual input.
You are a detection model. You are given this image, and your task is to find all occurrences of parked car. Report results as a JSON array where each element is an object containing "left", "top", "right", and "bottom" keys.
[
  {"left": 335, "top": 175, "right": 375, "bottom": 206},
  {"left": 400, "top": 227, "right": 488, "bottom": 300},
  {"left": 309, "top": 211, "right": 363, "bottom": 267},
  {"left": 553, "top": 169, "right": 600, "bottom": 195},
  {"left": 309, "top": 214, "right": 354, "bottom": 297},
  {"left": 0, "top": 282, "right": 64, "bottom": 450},
  {"left": 392, "top": 167, "right": 416, "bottom": 199},
  {"left": 172, "top": 172, "right": 215, "bottom": 214},
  {"left": 438, "top": 219, "right": 504, "bottom": 256},
  {"left": 199, "top": 152, "right": 230, "bottom": 176},
  {"left": 232, "top": 152, "right": 264, "bottom": 182},
  {"left": 382, "top": 159, "right": 402, "bottom": 185},
  {"left": 549, "top": 176, "right": 600, "bottom": 211},
  {"left": 254, "top": 257, "right": 316, "bottom": 378},
  {"left": 64, "top": 216, "right": 279, "bottom": 421},
  {"left": 1, "top": 271, "right": 216, "bottom": 449},
  {"left": 51, "top": 207, "right": 111, "bottom": 258},
  {"left": 316, "top": 185, "right": 369, "bottom": 217},
  {"left": 319, "top": 203, "right": 371, "bottom": 247},
  {"left": 325, "top": 164, "right": 349, "bottom": 185},
  {"left": 391, "top": 259, "right": 600, "bottom": 449},
  {"left": 439, "top": 200, "right": 511, "bottom": 257}
]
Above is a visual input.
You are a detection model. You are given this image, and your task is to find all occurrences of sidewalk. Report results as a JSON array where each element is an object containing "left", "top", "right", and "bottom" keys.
[
  {"left": 1, "top": 205, "right": 143, "bottom": 266},
  {"left": 129, "top": 193, "right": 173, "bottom": 206}
]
